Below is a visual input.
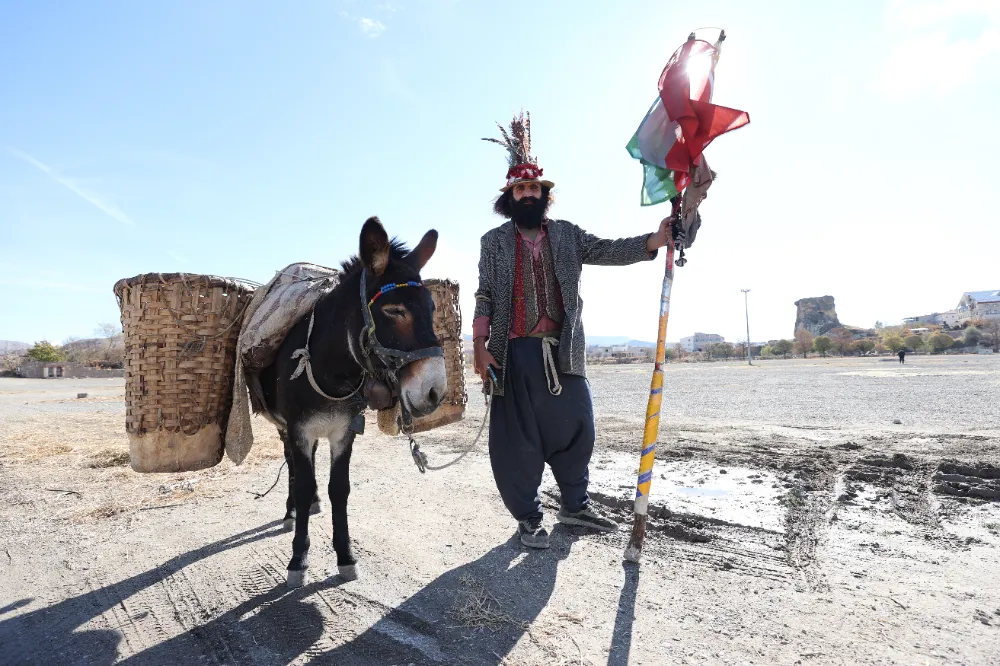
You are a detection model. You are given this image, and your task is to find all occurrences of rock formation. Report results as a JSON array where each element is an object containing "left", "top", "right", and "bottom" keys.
[{"left": 794, "top": 296, "right": 841, "bottom": 337}]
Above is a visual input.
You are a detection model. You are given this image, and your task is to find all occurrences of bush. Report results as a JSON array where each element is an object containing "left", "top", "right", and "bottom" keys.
[
  {"left": 904, "top": 335, "right": 924, "bottom": 351},
  {"left": 882, "top": 334, "right": 905, "bottom": 353},
  {"left": 963, "top": 326, "right": 982, "bottom": 348},
  {"left": 927, "top": 333, "right": 953, "bottom": 353}
]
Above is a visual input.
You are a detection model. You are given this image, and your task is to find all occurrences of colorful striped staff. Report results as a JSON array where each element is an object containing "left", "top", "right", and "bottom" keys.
[
  {"left": 624, "top": 202, "right": 678, "bottom": 563},
  {"left": 622, "top": 28, "right": 749, "bottom": 563}
]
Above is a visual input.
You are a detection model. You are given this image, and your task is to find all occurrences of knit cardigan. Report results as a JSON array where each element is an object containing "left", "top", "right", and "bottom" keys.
[{"left": 474, "top": 218, "right": 656, "bottom": 396}]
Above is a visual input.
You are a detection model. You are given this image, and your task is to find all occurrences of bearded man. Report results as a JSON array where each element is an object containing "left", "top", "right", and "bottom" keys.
[{"left": 474, "top": 113, "right": 671, "bottom": 548}]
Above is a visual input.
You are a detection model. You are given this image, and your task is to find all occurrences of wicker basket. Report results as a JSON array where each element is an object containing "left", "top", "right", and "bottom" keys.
[
  {"left": 114, "top": 273, "right": 256, "bottom": 472},
  {"left": 377, "top": 279, "right": 466, "bottom": 435}
]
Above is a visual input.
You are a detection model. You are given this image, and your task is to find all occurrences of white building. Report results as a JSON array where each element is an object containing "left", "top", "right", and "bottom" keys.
[
  {"left": 680, "top": 332, "right": 724, "bottom": 352},
  {"left": 957, "top": 290, "right": 1000, "bottom": 323}
]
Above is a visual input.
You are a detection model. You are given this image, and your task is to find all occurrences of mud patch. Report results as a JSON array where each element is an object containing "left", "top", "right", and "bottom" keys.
[
  {"left": 933, "top": 461, "right": 1000, "bottom": 501},
  {"left": 569, "top": 455, "right": 785, "bottom": 533}
]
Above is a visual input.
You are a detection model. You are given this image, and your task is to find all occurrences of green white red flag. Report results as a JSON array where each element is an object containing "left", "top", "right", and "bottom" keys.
[{"left": 627, "top": 33, "right": 750, "bottom": 206}]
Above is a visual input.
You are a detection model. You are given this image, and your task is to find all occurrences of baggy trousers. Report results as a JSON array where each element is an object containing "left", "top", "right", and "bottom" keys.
[{"left": 488, "top": 337, "right": 596, "bottom": 523}]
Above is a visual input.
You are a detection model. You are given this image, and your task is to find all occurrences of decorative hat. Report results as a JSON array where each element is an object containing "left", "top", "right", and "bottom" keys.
[{"left": 482, "top": 111, "right": 554, "bottom": 192}]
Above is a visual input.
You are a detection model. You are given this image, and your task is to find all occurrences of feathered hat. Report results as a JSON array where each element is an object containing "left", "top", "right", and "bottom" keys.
[{"left": 482, "top": 111, "right": 554, "bottom": 192}]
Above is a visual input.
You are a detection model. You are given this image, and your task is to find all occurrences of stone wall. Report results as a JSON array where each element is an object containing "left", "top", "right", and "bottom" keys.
[{"left": 17, "top": 361, "right": 124, "bottom": 379}]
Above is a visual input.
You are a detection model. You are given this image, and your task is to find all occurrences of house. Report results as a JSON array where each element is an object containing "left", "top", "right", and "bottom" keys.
[
  {"left": 680, "top": 332, "right": 724, "bottom": 352},
  {"left": 957, "top": 290, "right": 1000, "bottom": 323}
]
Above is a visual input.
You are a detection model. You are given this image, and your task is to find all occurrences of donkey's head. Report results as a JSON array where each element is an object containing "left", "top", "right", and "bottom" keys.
[{"left": 356, "top": 216, "right": 445, "bottom": 418}]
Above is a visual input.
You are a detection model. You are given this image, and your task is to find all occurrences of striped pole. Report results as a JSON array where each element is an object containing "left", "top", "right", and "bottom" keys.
[{"left": 624, "top": 207, "right": 678, "bottom": 563}]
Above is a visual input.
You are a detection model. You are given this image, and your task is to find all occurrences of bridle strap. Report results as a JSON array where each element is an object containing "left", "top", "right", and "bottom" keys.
[{"left": 359, "top": 270, "right": 444, "bottom": 376}]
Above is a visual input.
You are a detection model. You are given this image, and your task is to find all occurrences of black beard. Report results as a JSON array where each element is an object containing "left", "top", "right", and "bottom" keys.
[{"left": 511, "top": 196, "right": 545, "bottom": 229}]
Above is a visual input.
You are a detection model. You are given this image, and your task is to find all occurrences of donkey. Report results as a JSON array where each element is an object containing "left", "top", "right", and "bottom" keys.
[{"left": 257, "top": 217, "right": 446, "bottom": 587}]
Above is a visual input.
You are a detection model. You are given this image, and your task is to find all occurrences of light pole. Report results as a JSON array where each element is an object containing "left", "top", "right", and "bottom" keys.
[{"left": 741, "top": 289, "right": 752, "bottom": 365}]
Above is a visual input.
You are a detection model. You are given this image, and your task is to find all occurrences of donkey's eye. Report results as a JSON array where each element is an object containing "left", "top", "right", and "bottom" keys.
[{"left": 382, "top": 305, "right": 408, "bottom": 319}]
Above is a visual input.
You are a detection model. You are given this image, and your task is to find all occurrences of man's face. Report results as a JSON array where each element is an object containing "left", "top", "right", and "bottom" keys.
[{"left": 512, "top": 181, "right": 542, "bottom": 202}]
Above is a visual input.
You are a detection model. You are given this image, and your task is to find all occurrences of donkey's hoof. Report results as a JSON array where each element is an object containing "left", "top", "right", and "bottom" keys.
[
  {"left": 286, "top": 569, "right": 307, "bottom": 588},
  {"left": 282, "top": 516, "right": 295, "bottom": 531},
  {"left": 309, "top": 500, "right": 322, "bottom": 515},
  {"left": 338, "top": 564, "right": 359, "bottom": 581}
]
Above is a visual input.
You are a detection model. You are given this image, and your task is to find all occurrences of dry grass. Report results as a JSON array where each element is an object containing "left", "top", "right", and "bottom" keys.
[
  {"left": 449, "top": 573, "right": 526, "bottom": 631},
  {"left": 88, "top": 449, "right": 131, "bottom": 468}
]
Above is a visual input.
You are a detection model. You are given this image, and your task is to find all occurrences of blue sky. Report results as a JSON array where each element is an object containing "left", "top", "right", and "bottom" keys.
[{"left": 2, "top": 0, "right": 998, "bottom": 346}]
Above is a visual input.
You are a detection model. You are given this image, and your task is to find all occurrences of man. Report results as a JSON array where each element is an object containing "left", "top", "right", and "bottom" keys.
[
  {"left": 898, "top": 349, "right": 906, "bottom": 364},
  {"left": 474, "top": 113, "right": 670, "bottom": 548}
]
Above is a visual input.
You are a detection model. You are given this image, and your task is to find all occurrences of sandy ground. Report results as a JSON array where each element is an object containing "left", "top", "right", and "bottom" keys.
[{"left": 1, "top": 355, "right": 999, "bottom": 665}]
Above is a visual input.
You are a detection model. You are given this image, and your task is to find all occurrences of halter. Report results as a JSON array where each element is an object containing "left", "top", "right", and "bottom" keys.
[
  {"left": 358, "top": 270, "right": 444, "bottom": 378},
  {"left": 290, "top": 269, "right": 443, "bottom": 412}
]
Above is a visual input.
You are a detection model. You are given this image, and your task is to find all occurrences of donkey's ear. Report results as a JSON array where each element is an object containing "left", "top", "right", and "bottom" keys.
[
  {"left": 360, "top": 216, "right": 390, "bottom": 276},
  {"left": 405, "top": 229, "right": 438, "bottom": 272}
]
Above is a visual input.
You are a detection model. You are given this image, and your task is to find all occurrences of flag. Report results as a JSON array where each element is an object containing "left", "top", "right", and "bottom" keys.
[{"left": 627, "top": 35, "right": 749, "bottom": 205}]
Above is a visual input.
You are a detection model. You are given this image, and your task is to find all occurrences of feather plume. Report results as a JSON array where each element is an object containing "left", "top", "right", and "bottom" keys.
[{"left": 482, "top": 110, "right": 537, "bottom": 168}]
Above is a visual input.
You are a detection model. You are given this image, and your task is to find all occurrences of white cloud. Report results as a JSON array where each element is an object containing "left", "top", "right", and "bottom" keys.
[
  {"left": 879, "top": 0, "right": 1000, "bottom": 97},
  {"left": 359, "top": 17, "right": 386, "bottom": 37},
  {"left": 7, "top": 148, "right": 137, "bottom": 227}
]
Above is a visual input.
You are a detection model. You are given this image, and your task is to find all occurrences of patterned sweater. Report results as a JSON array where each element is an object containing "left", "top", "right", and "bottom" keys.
[{"left": 474, "top": 218, "right": 657, "bottom": 396}]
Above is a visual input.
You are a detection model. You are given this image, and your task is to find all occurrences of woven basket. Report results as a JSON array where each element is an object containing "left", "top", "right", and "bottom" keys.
[
  {"left": 377, "top": 279, "right": 466, "bottom": 435},
  {"left": 114, "top": 273, "right": 256, "bottom": 472}
]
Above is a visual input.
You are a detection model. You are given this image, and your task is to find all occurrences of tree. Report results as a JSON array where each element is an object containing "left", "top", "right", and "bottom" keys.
[
  {"left": 96, "top": 322, "right": 124, "bottom": 364},
  {"left": 813, "top": 336, "right": 832, "bottom": 357},
  {"left": 717, "top": 342, "right": 735, "bottom": 359},
  {"left": 927, "top": 333, "right": 953, "bottom": 353},
  {"left": 963, "top": 326, "right": 982, "bottom": 348},
  {"left": 904, "top": 335, "right": 924, "bottom": 351},
  {"left": 773, "top": 339, "right": 793, "bottom": 359},
  {"left": 794, "top": 329, "right": 814, "bottom": 358},
  {"left": 883, "top": 334, "right": 905, "bottom": 353},
  {"left": 854, "top": 339, "right": 876, "bottom": 355},
  {"left": 25, "top": 341, "right": 65, "bottom": 362},
  {"left": 760, "top": 345, "right": 775, "bottom": 358},
  {"left": 829, "top": 327, "right": 854, "bottom": 356},
  {"left": 874, "top": 320, "right": 884, "bottom": 330}
]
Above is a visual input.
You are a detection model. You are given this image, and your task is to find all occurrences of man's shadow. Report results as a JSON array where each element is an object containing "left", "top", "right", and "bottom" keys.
[
  {"left": 311, "top": 523, "right": 579, "bottom": 665},
  {"left": 0, "top": 520, "right": 285, "bottom": 666}
]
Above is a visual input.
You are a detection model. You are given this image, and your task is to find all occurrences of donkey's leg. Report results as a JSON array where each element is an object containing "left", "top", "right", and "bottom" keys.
[
  {"left": 309, "top": 439, "right": 322, "bottom": 515},
  {"left": 282, "top": 431, "right": 296, "bottom": 530},
  {"left": 286, "top": 431, "right": 317, "bottom": 588},
  {"left": 329, "top": 429, "right": 358, "bottom": 580}
]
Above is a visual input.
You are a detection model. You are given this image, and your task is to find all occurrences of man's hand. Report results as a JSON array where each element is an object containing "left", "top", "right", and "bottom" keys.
[
  {"left": 646, "top": 216, "right": 675, "bottom": 252},
  {"left": 473, "top": 338, "right": 499, "bottom": 383}
]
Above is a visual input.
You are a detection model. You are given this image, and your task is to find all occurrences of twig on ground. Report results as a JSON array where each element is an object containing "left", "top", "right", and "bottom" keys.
[
  {"left": 889, "top": 596, "right": 908, "bottom": 610},
  {"left": 4, "top": 548, "right": 11, "bottom": 564},
  {"left": 45, "top": 488, "right": 82, "bottom": 497},
  {"left": 139, "top": 503, "right": 186, "bottom": 512}
]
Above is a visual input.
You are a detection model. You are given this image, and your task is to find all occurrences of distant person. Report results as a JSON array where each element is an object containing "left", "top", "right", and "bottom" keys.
[{"left": 898, "top": 349, "right": 906, "bottom": 364}]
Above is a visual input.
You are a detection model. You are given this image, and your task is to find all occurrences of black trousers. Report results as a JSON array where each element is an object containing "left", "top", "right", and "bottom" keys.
[{"left": 488, "top": 337, "right": 596, "bottom": 522}]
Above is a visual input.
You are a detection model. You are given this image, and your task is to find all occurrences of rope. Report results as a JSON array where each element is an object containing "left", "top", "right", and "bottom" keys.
[
  {"left": 541, "top": 337, "right": 562, "bottom": 396},
  {"left": 247, "top": 460, "right": 286, "bottom": 499},
  {"left": 408, "top": 380, "right": 493, "bottom": 473},
  {"left": 290, "top": 311, "right": 365, "bottom": 402}
]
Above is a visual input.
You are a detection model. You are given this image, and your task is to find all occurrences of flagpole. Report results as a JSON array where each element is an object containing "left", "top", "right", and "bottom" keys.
[{"left": 624, "top": 200, "right": 679, "bottom": 563}]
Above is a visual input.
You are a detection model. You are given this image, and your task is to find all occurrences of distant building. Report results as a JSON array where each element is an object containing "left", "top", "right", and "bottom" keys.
[
  {"left": 680, "top": 332, "right": 724, "bottom": 352},
  {"left": 957, "top": 290, "right": 1000, "bottom": 322},
  {"left": 16, "top": 361, "right": 122, "bottom": 379},
  {"left": 587, "top": 344, "right": 654, "bottom": 364}
]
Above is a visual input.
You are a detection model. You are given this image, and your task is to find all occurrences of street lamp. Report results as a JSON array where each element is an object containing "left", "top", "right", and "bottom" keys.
[{"left": 741, "top": 289, "right": 752, "bottom": 365}]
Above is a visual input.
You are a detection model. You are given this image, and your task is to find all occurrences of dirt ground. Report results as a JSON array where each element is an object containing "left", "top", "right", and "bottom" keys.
[{"left": 1, "top": 355, "right": 999, "bottom": 665}]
